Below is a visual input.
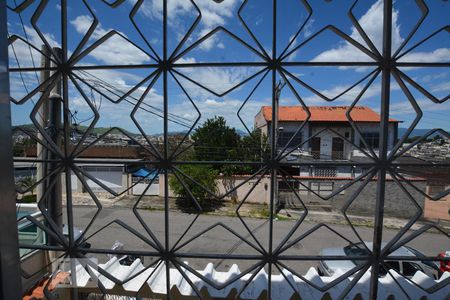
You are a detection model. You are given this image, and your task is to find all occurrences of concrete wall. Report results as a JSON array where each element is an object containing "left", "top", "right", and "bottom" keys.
[
  {"left": 217, "top": 176, "right": 271, "bottom": 203},
  {"left": 424, "top": 184, "right": 450, "bottom": 221},
  {"left": 279, "top": 178, "right": 427, "bottom": 219},
  {"left": 159, "top": 173, "right": 426, "bottom": 218},
  {"left": 132, "top": 182, "right": 160, "bottom": 196},
  {"left": 159, "top": 174, "right": 271, "bottom": 203}
]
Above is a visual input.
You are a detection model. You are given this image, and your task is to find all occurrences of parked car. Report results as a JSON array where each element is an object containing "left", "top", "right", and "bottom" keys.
[
  {"left": 317, "top": 242, "right": 440, "bottom": 279},
  {"left": 62, "top": 224, "right": 91, "bottom": 254}
]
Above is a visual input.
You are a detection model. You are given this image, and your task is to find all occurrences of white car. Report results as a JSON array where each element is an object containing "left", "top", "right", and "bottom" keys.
[{"left": 318, "top": 242, "right": 440, "bottom": 279}]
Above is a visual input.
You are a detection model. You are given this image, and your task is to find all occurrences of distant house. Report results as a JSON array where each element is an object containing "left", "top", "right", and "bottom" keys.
[
  {"left": 253, "top": 106, "right": 430, "bottom": 218},
  {"left": 254, "top": 106, "right": 400, "bottom": 160}
]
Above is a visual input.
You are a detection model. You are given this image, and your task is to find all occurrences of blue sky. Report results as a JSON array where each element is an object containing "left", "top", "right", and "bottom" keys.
[{"left": 7, "top": 0, "right": 450, "bottom": 140}]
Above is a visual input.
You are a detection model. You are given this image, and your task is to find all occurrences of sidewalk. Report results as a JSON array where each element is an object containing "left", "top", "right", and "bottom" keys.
[{"left": 70, "top": 193, "right": 450, "bottom": 231}]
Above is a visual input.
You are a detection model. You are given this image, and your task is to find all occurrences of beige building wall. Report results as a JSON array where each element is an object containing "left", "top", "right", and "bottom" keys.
[
  {"left": 159, "top": 174, "right": 271, "bottom": 204},
  {"left": 424, "top": 184, "right": 450, "bottom": 221},
  {"left": 254, "top": 109, "right": 268, "bottom": 136}
]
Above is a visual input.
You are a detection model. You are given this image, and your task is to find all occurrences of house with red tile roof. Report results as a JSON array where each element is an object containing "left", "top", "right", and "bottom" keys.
[
  {"left": 255, "top": 106, "right": 400, "bottom": 161},
  {"left": 252, "top": 106, "right": 426, "bottom": 217}
]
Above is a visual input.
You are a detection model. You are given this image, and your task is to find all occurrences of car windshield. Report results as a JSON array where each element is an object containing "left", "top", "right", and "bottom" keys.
[
  {"left": 404, "top": 246, "right": 440, "bottom": 271},
  {"left": 344, "top": 243, "right": 370, "bottom": 266},
  {"left": 344, "top": 243, "right": 370, "bottom": 256}
]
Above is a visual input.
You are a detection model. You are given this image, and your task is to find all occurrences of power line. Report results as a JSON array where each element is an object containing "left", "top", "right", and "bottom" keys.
[
  {"left": 76, "top": 69, "right": 193, "bottom": 124},
  {"left": 12, "top": 0, "right": 40, "bottom": 83},
  {"left": 75, "top": 70, "right": 194, "bottom": 128}
]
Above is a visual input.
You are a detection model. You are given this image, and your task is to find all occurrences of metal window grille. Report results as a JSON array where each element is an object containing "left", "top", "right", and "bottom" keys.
[
  {"left": 1, "top": 0, "right": 449, "bottom": 299},
  {"left": 314, "top": 167, "right": 337, "bottom": 177}
]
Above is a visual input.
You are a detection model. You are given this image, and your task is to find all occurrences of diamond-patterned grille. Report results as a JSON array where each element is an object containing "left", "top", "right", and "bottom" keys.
[{"left": 3, "top": 0, "right": 449, "bottom": 299}]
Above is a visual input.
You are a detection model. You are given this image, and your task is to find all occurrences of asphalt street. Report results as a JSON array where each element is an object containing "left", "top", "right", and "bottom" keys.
[{"left": 67, "top": 206, "right": 449, "bottom": 275}]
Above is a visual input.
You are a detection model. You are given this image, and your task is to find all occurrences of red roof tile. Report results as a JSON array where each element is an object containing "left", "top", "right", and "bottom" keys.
[{"left": 261, "top": 106, "right": 400, "bottom": 123}]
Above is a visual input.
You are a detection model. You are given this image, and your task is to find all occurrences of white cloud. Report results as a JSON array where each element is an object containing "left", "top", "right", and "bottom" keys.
[
  {"left": 70, "top": 15, "right": 93, "bottom": 34},
  {"left": 310, "top": 0, "right": 450, "bottom": 69},
  {"left": 389, "top": 98, "right": 450, "bottom": 116},
  {"left": 398, "top": 48, "right": 450, "bottom": 63},
  {"left": 310, "top": 0, "right": 402, "bottom": 65},
  {"left": 420, "top": 72, "right": 448, "bottom": 83},
  {"left": 176, "top": 65, "right": 261, "bottom": 98},
  {"left": 176, "top": 57, "right": 197, "bottom": 64},
  {"left": 133, "top": 0, "right": 238, "bottom": 51},
  {"left": 70, "top": 15, "right": 152, "bottom": 65},
  {"left": 167, "top": 96, "right": 268, "bottom": 132},
  {"left": 299, "top": 79, "right": 401, "bottom": 106},
  {"left": 303, "top": 18, "right": 315, "bottom": 38},
  {"left": 8, "top": 25, "right": 60, "bottom": 68},
  {"left": 430, "top": 81, "right": 450, "bottom": 94},
  {"left": 136, "top": 0, "right": 237, "bottom": 27}
]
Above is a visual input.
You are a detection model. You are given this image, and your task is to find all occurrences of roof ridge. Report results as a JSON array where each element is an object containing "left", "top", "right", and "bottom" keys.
[{"left": 260, "top": 105, "right": 399, "bottom": 122}]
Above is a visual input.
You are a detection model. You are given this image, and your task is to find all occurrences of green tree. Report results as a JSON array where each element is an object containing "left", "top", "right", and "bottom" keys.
[
  {"left": 18, "top": 176, "right": 37, "bottom": 203},
  {"left": 191, "top": 116, "right": 240, "bottom": 162},
  {"left": 223, "top": 129, "right": 270, "bottom": 175},
  {"left": 169, "top": 165, "right": 219, "bottom": 209},
  {"left": 18, "top": 176, "right": 36, "bottom": 195},
  {"left": 238, "top": 129, "right": 269, "bottom": 162}
]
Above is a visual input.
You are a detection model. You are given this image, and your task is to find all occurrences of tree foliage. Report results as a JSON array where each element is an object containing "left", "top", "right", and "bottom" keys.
[
  {"left": 169, "top": 117, "right": 268, "bottom": 210},
  {"left": 169, "top": 165, "right": 219, "bottom": 207},
  {"left": 18, "top": 176, "right": 36, "bottom": 195},
  {"left": 191, "top": 116, "right": 241, "bottom": 162}
]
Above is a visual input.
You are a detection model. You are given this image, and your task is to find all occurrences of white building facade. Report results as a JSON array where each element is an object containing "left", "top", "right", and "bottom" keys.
[{"left": 255, "top": 106, "right": 399, "bottom": 161}]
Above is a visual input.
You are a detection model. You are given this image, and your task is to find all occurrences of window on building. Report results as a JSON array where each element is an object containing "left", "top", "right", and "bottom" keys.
[
  {"left": 314, "top": 167, "right": 337, "bottom": 177},
  {"left": 360, "top": 132, "right": 380, "bottom": 149},
  {"left": 277, "top": 131, "right": 302, "bottom": 149},
  {"left": 311, "top": 182, "right": 334, "bottom": 196}
]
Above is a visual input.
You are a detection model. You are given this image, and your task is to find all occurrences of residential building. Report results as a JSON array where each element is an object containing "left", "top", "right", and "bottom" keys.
[
  {"left": 254, "top": 105, "right": 400, "bottom": 160},
  {"left": 253, "top": 106, "right": 427, "bottom": 216}
]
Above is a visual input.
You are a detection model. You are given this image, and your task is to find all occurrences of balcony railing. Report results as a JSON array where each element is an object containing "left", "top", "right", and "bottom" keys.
[
  {"left": 311, "top": 151, "right": 345, "bottom": 160},
  {"left": 2, "top": 1, "right": 449, "bottom": 299}
]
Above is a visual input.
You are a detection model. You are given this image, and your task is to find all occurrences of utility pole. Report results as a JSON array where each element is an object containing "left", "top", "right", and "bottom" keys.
[
  {"left": 273, "top": 79, "right": 286, "bottom": 216},
  {"left": 36, "top": 46, "right": 50, "bottom": 205},
  {"left": 37, "top": 46, "right": 63, "bottom": 244}
]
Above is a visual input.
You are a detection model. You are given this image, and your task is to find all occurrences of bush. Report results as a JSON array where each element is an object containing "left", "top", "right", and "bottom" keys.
[
  {"left": 18, "top": 194, "right": 37, "bottom": 203},
  {"left": 169, "top": 164, "right": 219, "bottom": 210}
]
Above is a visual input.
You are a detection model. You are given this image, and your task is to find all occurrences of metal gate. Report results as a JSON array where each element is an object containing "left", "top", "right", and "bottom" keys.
[{"left": 1, "top": 0, "right": 449, "bottom": 299}]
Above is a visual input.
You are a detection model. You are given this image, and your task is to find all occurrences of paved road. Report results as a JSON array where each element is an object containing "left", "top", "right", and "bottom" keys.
[{"left": 67, "top": 206, "right": 449, "bottom": 275}]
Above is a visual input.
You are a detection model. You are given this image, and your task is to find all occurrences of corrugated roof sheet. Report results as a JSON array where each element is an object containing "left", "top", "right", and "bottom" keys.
[
  {"left": 57, "top": 257, "right": 449, "bottom": 299},
  {"left": 261, "top": 106, "right": 400, "bottom": 123}
]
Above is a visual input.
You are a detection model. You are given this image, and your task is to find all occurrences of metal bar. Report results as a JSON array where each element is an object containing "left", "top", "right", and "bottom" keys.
[
  {"left": 162, "top": 1, "right": 171, "bottom": 297},
  {"left": 47, "top": 47, "right": 63, "bottom": 245},
  {"left": 369, "top": 1, "right": 393, "bottom": 298},
  {"left": 268, "top": 0, "right": 278, "bottom": 297},
  {"left": 0, "top": 0, "right": 22, "bottom": 297},
  {"left": 36, "top": 45, "right": 50, "bottom": 210}
]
